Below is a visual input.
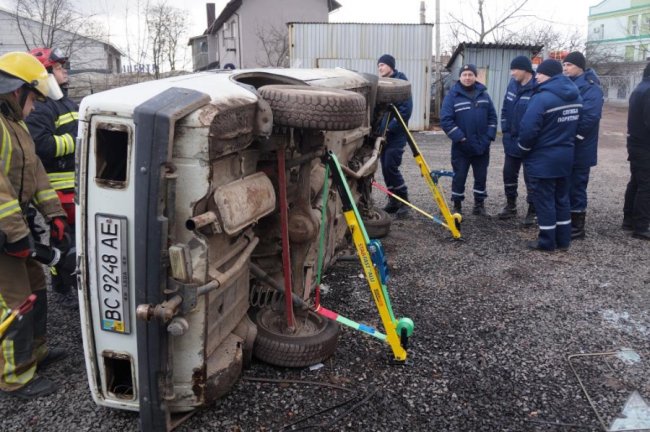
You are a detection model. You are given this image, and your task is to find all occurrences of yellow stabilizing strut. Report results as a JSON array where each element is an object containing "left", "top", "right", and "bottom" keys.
[
  {"left": 325, "top": 151, "right": 409, "bottom": 361},
  {"left": 343, "top": 210, "right": 407, "bottom": 361},
  {"left": 386, "top": 105, "right": 462, "bottom": 239}
]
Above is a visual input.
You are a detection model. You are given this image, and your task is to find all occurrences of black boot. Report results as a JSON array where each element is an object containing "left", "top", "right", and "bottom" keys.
[
  {"left": 498, "top": 197, "right": 517, "bottom": 219},
  {"left": 472, "top": 201, "right": 487, "bottom": 216},
  {"left": 521, "top": 203, "right": 536, "bottom": 227},
  {"left": 571, "top": 212, "right": 586, "bottom": 240},
  {"left": 622, "top": 214, "right": 634, "bottom": 231},
  {"left": 383, "top": 196, "right": 400, "bottom": 214},
  {"left": 452, "top": 200, "right": 462, "bottom": 215}
]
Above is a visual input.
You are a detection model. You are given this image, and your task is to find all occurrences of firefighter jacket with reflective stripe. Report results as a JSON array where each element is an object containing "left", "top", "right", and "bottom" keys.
[
  {"left": 25, "top": 95, "right": 78, "bottom": 191},
  {"left": 0, "top": 102, "right": 65, "bottom": 243},
  {"left": 500, "top": 75, "right": 536, "bottom": 158},
  {"left": 441, "top": 81, "right": 498, "bottom": 158},
  {"left": 570, "top": 69, "right": 604, "bottom": 168},
  {"left": 518, "top": 75, "right": 583, "bottom": 179}
]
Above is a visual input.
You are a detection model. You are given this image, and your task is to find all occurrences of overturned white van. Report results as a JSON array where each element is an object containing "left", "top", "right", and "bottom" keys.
[{"left": 75, "top": 68, "right": 409, "bottom": 430}]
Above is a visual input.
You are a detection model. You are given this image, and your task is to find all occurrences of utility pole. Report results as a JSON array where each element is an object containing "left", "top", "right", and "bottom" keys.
[{"left": 434, "top": 0, "right": 441, "bottom": 121}]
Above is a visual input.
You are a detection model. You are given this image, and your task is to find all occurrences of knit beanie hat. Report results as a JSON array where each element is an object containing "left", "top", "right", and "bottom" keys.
[
  {"left": 510, "top": 55, "right": 533, "bottom": 73},
  {"left": 377, "top": 54, "right": 396, "bottom": 70},
  {"left": 644, "top": 62, "right": 650, "bottom": 78},
  {"left": 536, "top": 59, "right": 563, "bottom": 77},
  {"left": 564, "top": 51, "right": 586, "bottom": 70},
  {"left": 459, "top": 64, "right": 478, "bottom": 76}
]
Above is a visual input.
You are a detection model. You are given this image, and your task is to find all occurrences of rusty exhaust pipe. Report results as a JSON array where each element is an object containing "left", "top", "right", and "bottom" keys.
[{"left": 185, "top": 211, "right": 218, "bottom": 231}]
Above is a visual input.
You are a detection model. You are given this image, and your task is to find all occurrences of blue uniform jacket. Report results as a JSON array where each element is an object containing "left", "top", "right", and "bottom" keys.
[
  {"left": 518, "top": 74, "right": 583, "bottom": 178},
  {"left": 441, "top": 81, "right": 498, "bottom": 157},
  {"left": 570, "top": 69, "right": 604, "bottom": 168},
  {"left": 381, "top": 70, "right": 413, "bottom": 144},
  {"left": 500, "top": 76, "right": 535, "bottom": 157}
]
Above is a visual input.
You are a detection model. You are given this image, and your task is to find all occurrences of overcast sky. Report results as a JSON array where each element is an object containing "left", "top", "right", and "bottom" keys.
[{"left": 0, "top": 0, "right": 594, "bottom": 66}]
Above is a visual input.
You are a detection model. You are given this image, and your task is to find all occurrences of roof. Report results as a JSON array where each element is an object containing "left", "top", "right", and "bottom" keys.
[
  {"left": 446, "top": 42, "right": 544, "bottom": 69},
  {"left": 207, "top": 0, "right": 342, "bottom": 35},
  {"left": 287, "top": 22, "right": 433, "bottom": 26}
]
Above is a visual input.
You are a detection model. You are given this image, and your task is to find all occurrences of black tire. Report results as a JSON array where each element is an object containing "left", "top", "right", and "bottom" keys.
[
  {"left": 258, "top": 85, "right": 366, "bottom": 130},
  {"left": 376, "top": 78, "right": 411, "bottom": 104},
  {"left": 363, "top": 208, "right": 392, "bottom": 239},
  {"left": 252, "top": 307, "right": 340, "bottom": 367}
]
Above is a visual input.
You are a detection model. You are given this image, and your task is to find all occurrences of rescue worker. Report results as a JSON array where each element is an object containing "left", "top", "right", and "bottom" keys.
[
  {"left": 518, "top": 59, "right": 582, "bottom": 251},
  {"left": 377, "top": 54, "right": 413, "bottom": 219},
  {"left": 26, "top": 47, "right": 78, "bottom": 308},
  {"left": 562, "top": 51, "right": 604, "bottom": 239},
  {"left": 441, "top": 64, "right": 498, "bottom": 216},
  {"left": 623, "top": 62, "right": 650, "bottom": 240},
  {"left": 498, "top": 56, "right": 536, "bottom": 225},
  {"left": 0, "top": 51, "right": 69, "bottom": 399}
]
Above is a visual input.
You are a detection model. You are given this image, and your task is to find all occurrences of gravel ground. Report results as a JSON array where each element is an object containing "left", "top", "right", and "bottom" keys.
[{"left": 2, "top": 104, "right": 649, "bottom": 432}]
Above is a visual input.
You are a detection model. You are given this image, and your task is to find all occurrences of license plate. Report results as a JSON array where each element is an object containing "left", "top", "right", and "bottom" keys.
[{"left": 95, "top": 214, "right": 130, "bottom": 334}]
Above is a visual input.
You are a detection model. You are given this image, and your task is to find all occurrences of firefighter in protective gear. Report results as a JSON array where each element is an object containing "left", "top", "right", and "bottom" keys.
[
  {"left": 26, "top": 47, "right": 78, "bottom": 308},
  {"left": 0, "top": 51, "right": 68, "bottom": 399}
]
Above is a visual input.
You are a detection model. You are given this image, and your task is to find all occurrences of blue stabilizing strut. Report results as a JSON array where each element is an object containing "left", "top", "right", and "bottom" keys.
[
  {"left": 368, "top": 239, "right": 389, "bottom": 285},
  {"left": 430, "top": 170, "right": 455, "bottom": 184}
]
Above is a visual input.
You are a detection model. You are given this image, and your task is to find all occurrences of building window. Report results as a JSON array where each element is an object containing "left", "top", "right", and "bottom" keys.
[
  {"left": 200, "top": 41, "right": 208, "bottom": 53},
  {"left": 642, "top": 13, "right": 650, "bottom": 35},
  {"left": 628, "top": 15, "right": 638, "bottom": 35},
  {"left": 641, "top": 44, "right": 649, "bottom": 61},
  {"left": 625, "top": 45, "right": 635, "bottom": 61}
]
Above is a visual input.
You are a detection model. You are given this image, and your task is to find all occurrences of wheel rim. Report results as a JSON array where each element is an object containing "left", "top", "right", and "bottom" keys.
[{"left": 257, "top": 308, "right": 327, "bottom": 338}]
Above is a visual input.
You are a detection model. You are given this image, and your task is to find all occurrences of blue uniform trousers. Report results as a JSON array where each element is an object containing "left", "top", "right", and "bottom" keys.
[
  {"left": 569, "top": 165, "right": 591, "bottom": 212},
  {"left": 381, "top": 141, "right": 408, "bottom": 197},
  {"left": 529, "top": 176, "right": 571, "bottom": 251},
  {"left": 623, "top": 154, "right": 650, "bottom": 231},
  {"left": 503, "top": 154, "right": 532, "bottom": 202},
  {"left": 451, "top": 152, "right": 489, "bottom": 203}
]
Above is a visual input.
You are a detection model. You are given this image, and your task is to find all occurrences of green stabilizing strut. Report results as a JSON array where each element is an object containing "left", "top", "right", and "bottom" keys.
[
  {"left": 327, "top": 152, "right": 397, "bottom": 322},
  {"left": 397, "top": 317, "right": 415, "bottom": 337}
]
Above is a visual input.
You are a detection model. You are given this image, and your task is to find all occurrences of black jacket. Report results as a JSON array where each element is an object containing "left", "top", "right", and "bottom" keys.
[
  {"left": 26, "top": 93, "right": 78, "bottom": 191},
  {"left": 627, "top": 76, "right": 650, "bottom": 157}
]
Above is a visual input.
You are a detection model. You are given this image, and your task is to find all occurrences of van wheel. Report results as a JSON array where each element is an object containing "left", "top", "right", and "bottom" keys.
[
  {"left": 258, "top": 85, "right": 366, "bottom": 130},
  {"left": 362, "top": 208, "right": 391, "bottom": 239},
  {"left": 376, "top": 78, "right": 411, "bottom": 104},
  {"left": 252, "top": 307, "right": 340, "bottom": 367}
]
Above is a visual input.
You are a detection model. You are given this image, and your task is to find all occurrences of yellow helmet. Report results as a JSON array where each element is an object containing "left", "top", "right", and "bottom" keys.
[{"left": 0, "top": 51, "right": 51, "bottom": 98}]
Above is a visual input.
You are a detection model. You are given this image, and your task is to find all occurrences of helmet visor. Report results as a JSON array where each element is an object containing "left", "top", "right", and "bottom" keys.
[
  {"left": 45, "top": 73, "right": 63, "bottom": 100},
  {"left": 49, "top": 48, "right": 68, "bottom": 65}
]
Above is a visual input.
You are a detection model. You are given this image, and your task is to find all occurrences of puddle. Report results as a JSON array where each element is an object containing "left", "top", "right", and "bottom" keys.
[{"left": 610, "top": 391, "right": 650, "bottom": 431}]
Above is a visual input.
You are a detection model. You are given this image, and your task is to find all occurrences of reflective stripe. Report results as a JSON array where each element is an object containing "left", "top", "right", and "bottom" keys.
[
  {"left": 0, "top": 199, "right": 21, "bottom": 220},
  {"left": 473, "top": 189, "right": 486, "bottom": 194},
  {"left": 54, "top": 135, "right": 64, "bottom": 157},
  {"left": 54, "top": 134, "right": 74, "bottom": 157},
  {"left": 507, "top": 91, "right": 516, "bottom": 97},
  {"left": 54, "top": 112, "right": 79, "bottom": 128},
  {"left": 451, "top": 192, "right": 465, "bottom": 197},
  {"left": 454, "top": 102, "right": 470, "bottom": 107},
  {"left": 520, "top": 96, "right": 531, "bottom": 100},
  {"left": 33, "top": 188, "right": 58, "bottom": 205},
  {"left": 448, "top": 126, "right": 459, "bottom": 134},
  {"left": 539, "top": 224, "right": 556, "bottom": 230},
  {"left": 47, "top": 171, "right": 75, "bottom": 183},
  {"left": 576, "top": 134, "right": 584, "bottom": 140},
  {"left": 455, "top": 107, "right": 471, "bottom": 112},
  {"left": 2, "top": 339, "right": 36, "bottom": 385},
  {"left": 477, "top": 100, "right": 490, "bottom": 104},
  {"left": 518, "top": 143, "right": 531, "bottom": 151},
  {"left": 544, "top": 104, "right": 582, "bottom": 114},
  {"left": 504, "top": 183, "right": 518, "bottom": 187},
  {"left": 557, "top": 219, "right": 571, "bottom": 225},
  {"left": 0, "top": 118, "right": 12, "bottom": 175},
  {"left": 488, "top": 124, "right": 497, "bottom": 128},
  {"left": 0, "top": 293, "right": 9, "bottom": 324},
  {"left": 50, "top": 180, "right": 75, "bottom": 190}
]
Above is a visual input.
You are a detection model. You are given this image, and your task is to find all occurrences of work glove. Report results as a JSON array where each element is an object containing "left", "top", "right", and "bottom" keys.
[
  {"left": 4, "top": 235, "right": 34, "bottom": 259},
  {"left": 50, "top": 217, "right": 72, "bottom": 252}
]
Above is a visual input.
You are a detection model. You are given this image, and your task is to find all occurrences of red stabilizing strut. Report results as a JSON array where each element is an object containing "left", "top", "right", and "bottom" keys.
[{"left": 276, "top": 142, "right": 295, "bottom": 329}]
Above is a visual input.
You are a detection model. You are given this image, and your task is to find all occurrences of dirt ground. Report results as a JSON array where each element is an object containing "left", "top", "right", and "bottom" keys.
[{"left": 1, "top": 103, "right": 648, "bottom": 432}]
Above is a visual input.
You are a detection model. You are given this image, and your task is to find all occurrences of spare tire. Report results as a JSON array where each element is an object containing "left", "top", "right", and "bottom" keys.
[
  {"left": 258, "top": 85, "right": 366, "bottom": 131},
  {"left": 252, "top": 307, "right": 340, "bottom": 367},
  {"left": 376, "top": 78, "right": 411, "bottom": 104},
  {"left": 362, "top": 208, "right": 392, "bottom": 239}
]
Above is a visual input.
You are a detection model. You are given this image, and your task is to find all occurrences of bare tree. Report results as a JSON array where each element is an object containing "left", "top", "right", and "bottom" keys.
[
  {"left": 448, "top": 0, "right": 532, "bottom": 44},
  {"left": 145, "top": 1, "right": 189, "bottom": 77},
  {"left": 12, "top": 0, "right": 107, "bottom": 68},
  {"left": 255, "top": 24, "right": 290, "bottom": 68}
]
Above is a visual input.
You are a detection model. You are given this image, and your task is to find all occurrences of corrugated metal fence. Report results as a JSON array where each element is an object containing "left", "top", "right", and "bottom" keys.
[{"left": 289, "top": 23, "right": 433, "bottom": 130}]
